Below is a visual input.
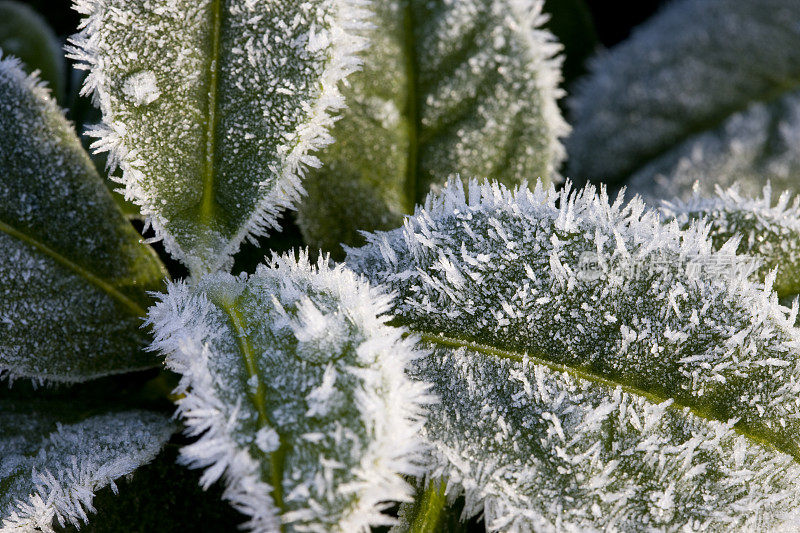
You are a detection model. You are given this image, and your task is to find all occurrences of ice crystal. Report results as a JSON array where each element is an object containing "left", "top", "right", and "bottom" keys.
[
  {"left": 347, "top": 179, "right": 800, "bottom": 529},
  {"left": 0, "top": 400, "right": 173, "bottom": 532},
  {"left": 68, "top": 0, "right": 370, "bottom": 275},
  {"left": 567, "top": 0, "right": 800, "bottom": 186},
  {"left": 296, "top": 0, "right": 568, "bottom": 253},
  {"left": 662, "top": 183, "right": 800, "bottom": 297},
  {"left": 413, "top": 346, "right": 800, "bottom": 531},
  {"left": 147, "top": 253, "right": 432, "bottom": 532},
  {"left": 0, "top": 56, "right": 165, "bottom": 383}
]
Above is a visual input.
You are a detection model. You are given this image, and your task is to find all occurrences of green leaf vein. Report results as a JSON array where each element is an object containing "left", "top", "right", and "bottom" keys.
[
  {"left": 0, "top": 218, "right": 146, "bottom": 318},
  {"left": 414, "top": 329, "right": 795, "bottom": 461}
]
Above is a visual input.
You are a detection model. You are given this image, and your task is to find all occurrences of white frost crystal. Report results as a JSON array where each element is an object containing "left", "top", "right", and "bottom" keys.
[
  {"left": 147, "top": 253, "right": 432, "bottom": 532},
  {"left": 121, "top": 70, "right": 160, "bottom": 106},
  {"left": 662, "top": 183, "right": 800, "bottom": 297},
  {"left": 348, "top": 179, "right": 800, "bottom": 530},
  {"left": 68, "top": 0, "right": 370, "bottom": 274},
  {"left": 0, "top": 402, "right": 173, "bottom": 532}
]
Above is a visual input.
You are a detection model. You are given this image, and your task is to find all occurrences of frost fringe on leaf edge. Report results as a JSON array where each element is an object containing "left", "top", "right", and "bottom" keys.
[
  {"left": 661, "top": 182, "right": 800, "bottom": 228},
  {"left": 67, "top": 0, "right": 371, "bottom": 274},
  {"left": 146, "top": 252, "right": 434, "bottom": 531},
  {"left": 348, "top": 178, "right": 800, "bottom": 530},
  {"left": 0, "top": 412, "right": 173, "bottom": 533},
  {"left": 507, "top": 0, "right": 570, "bottom": 181}
]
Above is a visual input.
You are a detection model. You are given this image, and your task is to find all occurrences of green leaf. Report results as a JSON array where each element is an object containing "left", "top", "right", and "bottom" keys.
[
  {"left": 347, "top": 179, "right": 800, "bottom": 529},
  {"left": 0, "top": 0, "right": 65, "bottom": 103},
  {"left": 146, "top": 253, "right": 432, "bottom": 531},
  {"left": 567, "top": 0, "right": 800, "bottom": 197},
  {"left": 68, "top": 0, "right": 369, "bottom": 275},
  {"left": 0, "top": 57, "right": 167, "bottom": 383},
  {"left": 662, "top": 184, "right": 800, "bottom": 298},
  {"left": 296, "top": 0, "right": 568, "bottom": 255},
  {"left": 0, "top": 399, "right": 174, "bottom": 532}
]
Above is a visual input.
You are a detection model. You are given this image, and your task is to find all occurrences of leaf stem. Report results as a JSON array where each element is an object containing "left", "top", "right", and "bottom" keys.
[{"left": 404, "top": 478, "right": 449, "bottom": 533}]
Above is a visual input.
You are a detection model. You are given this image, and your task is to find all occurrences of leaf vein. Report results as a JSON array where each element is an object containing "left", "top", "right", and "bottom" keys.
[{"left": 0, "top": 218, "right": 146, "bottom": 318}]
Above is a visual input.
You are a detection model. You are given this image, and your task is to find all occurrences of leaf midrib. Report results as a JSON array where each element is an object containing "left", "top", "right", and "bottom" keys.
[
  {"left": 219, "top": 300, "right": 287, "bottom": 521},
  {"left": 0, "top": 218, "right": 146, "bottom": 317},
  {"left": 414, "top": 329, "right": 798, "bottom": 461},
  {"left": 199, "top": 0, "right": 223, "bottom": 227}
]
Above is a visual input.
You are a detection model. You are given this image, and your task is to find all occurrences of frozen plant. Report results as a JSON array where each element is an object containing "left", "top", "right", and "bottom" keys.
[{"left": 2, "top": 0, "right": 800, "bottom": 531}]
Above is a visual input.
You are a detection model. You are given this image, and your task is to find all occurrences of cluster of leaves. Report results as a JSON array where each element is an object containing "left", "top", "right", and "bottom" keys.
[{"left": 3, "top": 0, "right": 800, "bottom": 531}]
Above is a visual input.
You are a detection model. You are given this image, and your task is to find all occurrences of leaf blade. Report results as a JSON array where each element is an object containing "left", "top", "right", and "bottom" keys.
[
  {"left": 662, "top": 184, "right": 800, "bottom": 298},
  {"left": 567, "top": 0, "right": 800, "bottom": 190},
  {"left": 0, "top": 57, "right": 167, "bottom": 383},
  {"left": 347, "top": 179, "right": 800, "bottom": 528},
  {"left": 0, "top": 399, "right": 174, "bottom": 532},
  {"left": 296, "top": 0, "right": 568, "bottom": 255},
  {"left": 68, "top": 0, "right": 369, "bottom": 274},
  {"left": 147, "top": 253, "right": 432, "bottom": 531},
  {"left": 414, "top": 343, "right": 800, "bottom": 531}
]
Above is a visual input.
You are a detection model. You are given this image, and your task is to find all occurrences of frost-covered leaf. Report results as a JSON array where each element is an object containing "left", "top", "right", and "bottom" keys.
[
  {"left": 68, "top": 0, "right": 369, "bottom": 275},
  {"left": 147, "top": 253, "right": 431, "bottom": 531},
  {"left": 662, "top": 184, "right": 800, "bottom": 298},
  {"left": 0, "top": 57, "right": 167, "bottom": 383},
  {"left": 296, "top": 0, "right": 568, "bottom": 254},
  {"left": 0, "top": 399, "right": 174, "bottom": 533},
  {"left": 53, "top": 444, "right": 247, "bottom": 533},
  {"left": 567, "top": 0, "right": 800, "bottom": 196},
  {"left": 412, "top": 347, "right": 800, "bottom": 531},
  {"left": 0, "top": 1, "right": 65, "bottom": 102},
  {"left": 347, "top": 179, "right": 800, "bottom": 530}
]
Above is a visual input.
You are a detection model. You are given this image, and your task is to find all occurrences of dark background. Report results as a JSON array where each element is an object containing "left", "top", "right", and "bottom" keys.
[
  {"left": 19, "top": 0, "right": 670, "bottom": 47},
  {"left": 7, "top": 1, "right": 670, "bottom": 531}
]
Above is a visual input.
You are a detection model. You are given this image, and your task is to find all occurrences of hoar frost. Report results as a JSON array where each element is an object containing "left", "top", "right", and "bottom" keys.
[
  {"left": 147, "top": 253, "right": 433, "bottom": 532},
  {"left": 0, "top": 404, "right": 173, "bottom": 533},
  {"left": 662, "top": 183, "right": 800, "bottom": 297},
  {"left": 68, "top": 0, "right": 370, "bottom": 274},
  {"left": 348, "top": 179, "right": 800, "bottom": 530}
]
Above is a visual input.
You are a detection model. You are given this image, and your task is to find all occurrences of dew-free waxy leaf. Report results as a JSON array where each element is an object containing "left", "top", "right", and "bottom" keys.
[
  {"left": 0, "top": 57, "right": 166, "bottom": 383},
  {"left": 68, "top": 0, "right": 369, "bottom": 275},
  {"left": 0, "top": 400, "right": 173, "bottom": 532},
  {"left": 567, "top": 0, "right": 800, "bottom": 199},
  {"left": 147, "top": 254, "right": 431, "bottom": 531},
  {"left": 296, "top": 0, "right": 568, "bottom": 254},
  {"left": 347, "top": 180, "right": 800, "bottom": 530}
]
